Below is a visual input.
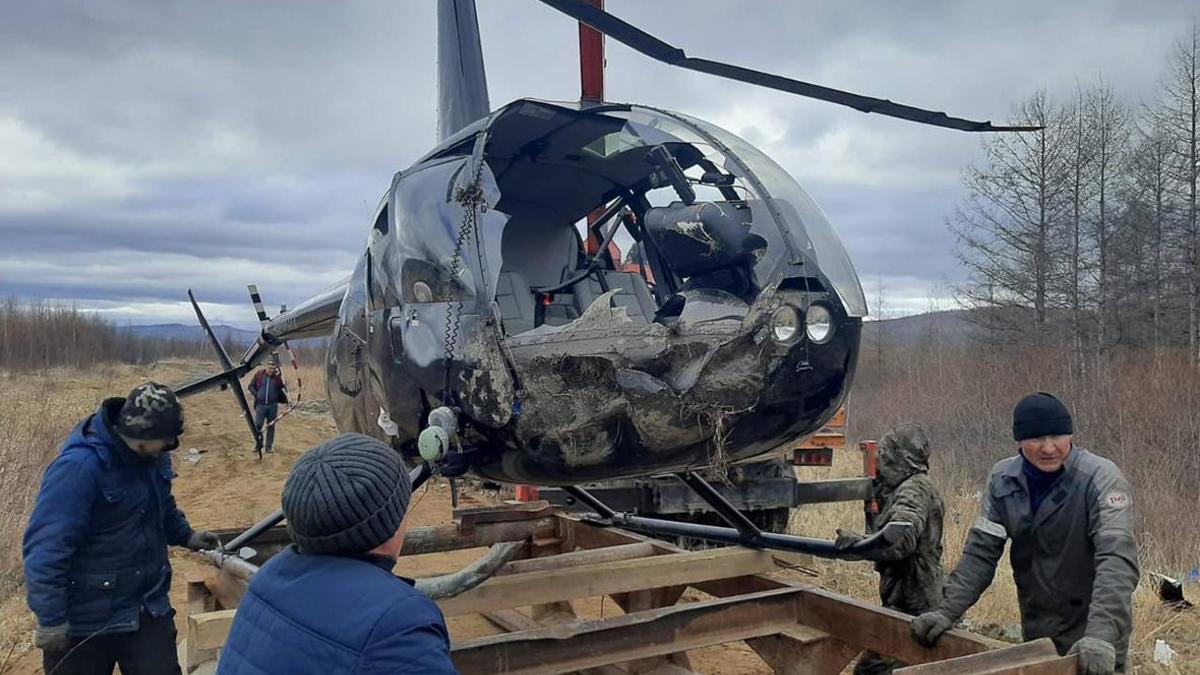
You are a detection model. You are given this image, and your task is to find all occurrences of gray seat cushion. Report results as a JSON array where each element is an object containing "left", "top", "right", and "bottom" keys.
[
  {"left": 495, "top": 271, "right": 536, "bottom": 335},
  {"left": 571, "top": 271, "right": 658, "bottom": 324}
]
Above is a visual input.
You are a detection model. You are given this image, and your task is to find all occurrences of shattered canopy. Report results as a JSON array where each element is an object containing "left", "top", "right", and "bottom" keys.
[{"left": 428, "top": 100, "right": 864, "bottom": 484}]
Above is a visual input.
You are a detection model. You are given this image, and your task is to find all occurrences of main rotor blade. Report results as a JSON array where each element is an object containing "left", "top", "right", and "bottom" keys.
[{"left": 537, "top": 0, "right": 1040, "bottom": 132}]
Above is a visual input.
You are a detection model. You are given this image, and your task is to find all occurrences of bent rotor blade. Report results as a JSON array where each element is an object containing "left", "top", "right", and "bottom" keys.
[{"left": 537, "top": 0, "right": 1041, "bottom": 132}]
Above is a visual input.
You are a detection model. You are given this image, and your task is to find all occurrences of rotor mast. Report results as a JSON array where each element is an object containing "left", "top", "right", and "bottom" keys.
[{"left": 578, "top": 0, "right": 604, "bottom": 105}]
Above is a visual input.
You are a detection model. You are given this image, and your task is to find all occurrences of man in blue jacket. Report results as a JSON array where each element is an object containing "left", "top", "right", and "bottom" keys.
[
  {"left": 218, "top": 433, "right": 457, "bottom": 674},
  {"left": 23, "top": 382, "right": 221, "bottom": 675}
]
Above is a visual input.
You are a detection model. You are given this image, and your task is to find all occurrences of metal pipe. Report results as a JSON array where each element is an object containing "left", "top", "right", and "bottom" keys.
[
  {"left": 585, "top": 513, "right": 910, "bottom": 560},
  {"left": 413, "top": 541, "right": 525, "bottom": 600},
  {"left": 221, "top": 464, "right": 434, "bottom": 553},
  {"left": 562, "top": 485, "right": 617, "bottom": 519},
  {"left": 200, "top": 549, "right": 261, "bottom": 582},
  {"left": 221, "top": 508, "right": 285, "bottom": 553},
  {"left": 676, "top": 472, "right": 762, "bottom": 541}
]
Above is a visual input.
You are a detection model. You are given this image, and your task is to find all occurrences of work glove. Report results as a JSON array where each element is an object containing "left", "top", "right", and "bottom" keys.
[
  {"left": 186, "top": 530, "right": 222, "bottom": 551},
  {"left": 834, "top": 528, "right": 864, "bottom": 550},
  {"left": 910, "top": 609, "right": 954, "bottom": 648},
  {"left": 35, "top": 623, "right": 70, "bottom": 652},
  {"left": 1068, "top": 637, "right": 1116, "bottom": 675}
]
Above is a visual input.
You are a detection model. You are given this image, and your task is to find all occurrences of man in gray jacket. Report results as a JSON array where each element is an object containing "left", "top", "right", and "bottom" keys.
[{"left": 910, "top": 393, "right": 1139, "bottom": 675}]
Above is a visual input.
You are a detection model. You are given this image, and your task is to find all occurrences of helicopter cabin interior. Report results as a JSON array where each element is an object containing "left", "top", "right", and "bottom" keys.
[{"left": 478, "top": 101, "right": 772, "bottom": 337}]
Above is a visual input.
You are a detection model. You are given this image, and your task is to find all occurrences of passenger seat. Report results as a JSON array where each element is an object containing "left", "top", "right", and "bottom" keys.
[
  {"left": 572, "top": 271, "right": 659, "bottom": 324},
  {"left": 494, "top": 271, "right": 536, "bottom": 335}
]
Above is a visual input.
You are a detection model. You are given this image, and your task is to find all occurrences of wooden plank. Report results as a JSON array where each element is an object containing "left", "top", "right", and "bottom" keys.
[
  {"left": 455, "top": 501, "right": 558, "bottom": 528},
  {"left": 610, "top": 586, "right": 691, "bottom": 674},
  {"left": 452, "top": 587, "right": 806, "bottom": 675},
  {"left": 690, "top": 575, "right": 1006, "bottom": 661},
  {"left": 795, "top": 586, "right": 1005, "bottom": 664},
  {"left": 401, "top": 517, "right": 557, "bottom": 555},
  {"left": 480, "top": 610, "right": 631, "bottom": 675},
  {"left": 747, "top": 630, "right": 859, "bottom": 675},
  {"left": 184, "top": 573, "right": 218, "bottom": 672},
  {"left": 499, "top": 542, "right": 658, "bottom": 576},
  {"left": 189, "top": 609, "right": 238, "bottom": 652},
  {"left": 437, "top": 547, "right": 775, "bottom": 617},
  {"left": 894, "top": 639, "right": 1077, "bottom": 675}
]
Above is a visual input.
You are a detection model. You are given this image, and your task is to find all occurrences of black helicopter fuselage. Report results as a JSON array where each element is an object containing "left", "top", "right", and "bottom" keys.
[{"left": 321, "top": 99, "right": 865, "bottom": 486}]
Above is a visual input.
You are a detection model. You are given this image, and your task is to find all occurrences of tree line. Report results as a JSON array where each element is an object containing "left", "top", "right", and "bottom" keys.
[
  {"left": 954, "top": 24, "right": 1200, "bottom": 364},
  {"left": 0, "top": 298, "right": 327, "bottom": 372}
]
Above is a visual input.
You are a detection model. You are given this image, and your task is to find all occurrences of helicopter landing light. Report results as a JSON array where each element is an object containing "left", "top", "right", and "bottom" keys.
[
  {"left": 805, "top": 304, "right": 834, "bottom": 344},
  {"left": 769, "top": 305, "right": 800, "bottom": 345}
]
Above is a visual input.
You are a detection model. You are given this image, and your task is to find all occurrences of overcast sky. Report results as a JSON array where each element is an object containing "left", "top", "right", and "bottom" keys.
[{"left": 1, "top": 0, "right": 1194, "bottom": 327}]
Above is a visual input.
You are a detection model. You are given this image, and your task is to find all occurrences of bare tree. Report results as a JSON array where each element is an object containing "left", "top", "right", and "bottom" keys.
[
  {"left": 952, "top": 91, "right": 1072, "bottom": 338},
  {"left": 1084, "top": 77, "right": 1131, "bottom": 352},
  {"left": 1154, "top": 22, "right": 1200, "bottom": 364},
  {"left": 1127, "top": 119, "right": 1176, "bottom": 347}
]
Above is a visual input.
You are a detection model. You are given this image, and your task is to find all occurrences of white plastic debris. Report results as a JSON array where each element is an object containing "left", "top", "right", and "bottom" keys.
[
  {"left": 185, "top": 455, "right": 203, "bottom": 465},
  {"left": 377, "top": 407, "right": 400, "bottom": 436},
  {"left": 1154, "top": 639, "right": 1176, "bottom": 665}
]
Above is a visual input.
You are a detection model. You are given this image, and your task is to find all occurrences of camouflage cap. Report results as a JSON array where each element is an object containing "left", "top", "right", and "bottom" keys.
[{"left": 117, "top": 382, "right": 185, "bottom": 440}]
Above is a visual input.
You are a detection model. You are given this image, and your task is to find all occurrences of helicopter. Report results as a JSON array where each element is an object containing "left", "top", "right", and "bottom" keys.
[{"left": 178, "top": 0, "right": 1034, "bottom": 558}]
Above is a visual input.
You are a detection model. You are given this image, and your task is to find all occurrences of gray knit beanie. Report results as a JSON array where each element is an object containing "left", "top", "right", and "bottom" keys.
[{"left": 282, "top": 433, "right": 412, "bottom": 555}]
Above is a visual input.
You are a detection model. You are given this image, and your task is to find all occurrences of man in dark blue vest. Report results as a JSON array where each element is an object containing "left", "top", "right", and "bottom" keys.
[
  {"left": 23, "top": 382, "right": 221, "bottom": 675},
  {"left": 248, "top": 360, "right": 288, "bottom": 454}
]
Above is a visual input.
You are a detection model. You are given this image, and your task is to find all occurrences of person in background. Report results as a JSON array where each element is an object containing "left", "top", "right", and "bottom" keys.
[
  {"left": 23, "top": 382, "right": 220, "bottom": 675},
  {"left": 910, "top": 393, "right": 1139, "bottom": 675},
  {"left": 835, "top": 424, "right": 944, "bottom": 674},
  {"left": 217, "top": 433, "right": 457, "bottom": 674},
  {"left": 248, "top": 359, "right": 288, "bottom": 454}
]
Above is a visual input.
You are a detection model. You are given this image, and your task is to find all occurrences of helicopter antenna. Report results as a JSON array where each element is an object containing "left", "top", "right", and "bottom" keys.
[{"left": 541, "top": 0, "right": 1040, "bottom": 132}]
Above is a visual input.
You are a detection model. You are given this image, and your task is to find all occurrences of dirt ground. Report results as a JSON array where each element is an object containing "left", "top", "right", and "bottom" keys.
[
  {"left": 0, "top": 361, "right": 778, "bottom": 674},
  {"left": 2, "top": 360, "right": 1197, "bottom": 673}
]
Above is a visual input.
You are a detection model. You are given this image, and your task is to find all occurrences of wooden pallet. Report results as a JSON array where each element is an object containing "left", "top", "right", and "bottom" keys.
[{"left": 182, "top": 503, "right": 1076, "bottom": 674}]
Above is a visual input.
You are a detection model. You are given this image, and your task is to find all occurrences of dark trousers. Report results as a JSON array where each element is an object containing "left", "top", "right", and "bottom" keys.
[
  {"left": 254, "top": 403, "right": 279, "bottom": 450},
  {"left": 42, "top": 612, "right": 181, "bottom": 675}
]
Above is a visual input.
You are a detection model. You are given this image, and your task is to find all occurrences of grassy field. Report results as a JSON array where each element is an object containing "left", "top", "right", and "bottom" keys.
[{"left": 0, "top": 359, "right": 1196, "bottom": 673}]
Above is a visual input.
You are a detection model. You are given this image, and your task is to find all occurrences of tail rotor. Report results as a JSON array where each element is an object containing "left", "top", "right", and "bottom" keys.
[{"left": 183, "top": 290, "right": 262, "bottom": 450}]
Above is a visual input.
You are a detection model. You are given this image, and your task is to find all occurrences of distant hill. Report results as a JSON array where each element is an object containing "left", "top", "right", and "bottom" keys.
[{"left": 862, "top": 309, "right": 980, "bottom": 348}]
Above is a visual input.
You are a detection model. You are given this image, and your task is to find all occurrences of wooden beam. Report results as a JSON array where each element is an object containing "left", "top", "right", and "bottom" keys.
[
  {"left": 184, "top": 573, "right": 218, "bottom": 672},
  {"left": 401, "top": 517, "right": 557, "bottom": 556},
  {"left": 795, "top": 586, "right": 1005, "bottom": 664},
  {"left": 747, "top": 627, "right": 859, "bottom": 675},
  {"left": 452, "top": 587, "right": 806, "bottom": 675},
  {"left": 437, "top": 547, "right": 775, "bottom": 617},
  {"left": 894, "top": 639, "right": 1078, "bottom": 675},
  {"left": 499, "top": 542, "right": 658, "bottom": 576},
  {"left": 189, "top": 609, "right": 237, "bottom": 652},
  {"left": 480, "top": 610, "right": 632, "bottom": 675}
]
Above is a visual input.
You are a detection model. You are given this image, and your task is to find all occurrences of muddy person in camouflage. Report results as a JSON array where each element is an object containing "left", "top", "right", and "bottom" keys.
[{"left": 835, "top": 424, "right": 945, "bottom": 674}]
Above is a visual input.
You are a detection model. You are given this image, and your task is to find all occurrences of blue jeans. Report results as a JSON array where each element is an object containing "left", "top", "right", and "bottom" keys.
[{"left": 254, "top": 403, "right": 279, "bottom": 450}]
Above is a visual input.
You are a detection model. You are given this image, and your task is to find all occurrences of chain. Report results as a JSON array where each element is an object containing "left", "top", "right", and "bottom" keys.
[{"left": 443, "top": 150, "right": 488, "bottom": 404}]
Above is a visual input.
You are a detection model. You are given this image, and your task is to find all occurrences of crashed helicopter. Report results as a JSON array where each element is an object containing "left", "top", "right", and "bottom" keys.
[{"left": 179, "top": 0, "right": 1034, "bottom": 558}]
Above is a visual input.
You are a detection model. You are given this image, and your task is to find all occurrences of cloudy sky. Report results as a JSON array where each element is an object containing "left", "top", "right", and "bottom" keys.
[{"left": 1, "top": 1, "right": 1194, "bottom": 326}]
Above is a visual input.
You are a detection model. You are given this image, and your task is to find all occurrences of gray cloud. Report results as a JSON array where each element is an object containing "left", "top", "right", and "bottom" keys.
[{"left": 1, "top": 0, "right": 1194, "bottom": 325}]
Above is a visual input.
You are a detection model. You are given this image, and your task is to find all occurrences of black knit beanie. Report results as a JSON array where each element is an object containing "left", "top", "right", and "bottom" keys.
[
  {"left": 282, "top": 433, "right": 412, "bottom": 555},
  {"left": 1012, "top": 392, "right": 1073, "bottom": 441}
]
